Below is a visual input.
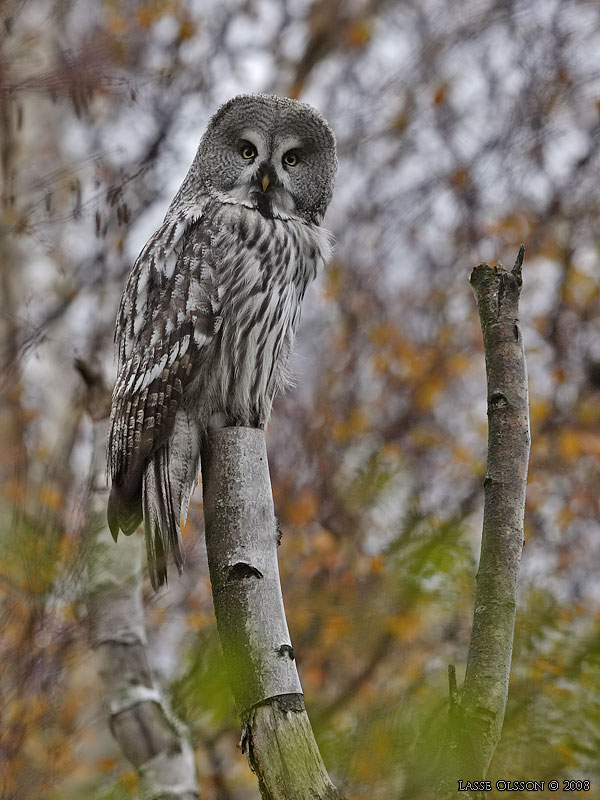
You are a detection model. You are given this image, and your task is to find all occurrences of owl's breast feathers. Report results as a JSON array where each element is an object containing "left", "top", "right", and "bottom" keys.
[{"left": 107, "top": 198, "right": 332, "bottom": 571}]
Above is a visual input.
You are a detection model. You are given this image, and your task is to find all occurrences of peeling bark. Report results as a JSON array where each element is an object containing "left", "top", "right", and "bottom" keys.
[
  {"left": 201, "top": 427, "right": 342, "bottom": 800},
  {"left": 437, "top": 248, "right": 530, "bottom": 797}
]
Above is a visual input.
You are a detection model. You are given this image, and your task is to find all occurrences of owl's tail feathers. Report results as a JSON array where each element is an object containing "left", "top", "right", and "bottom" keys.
[
  {"left": 142, "top": 452, "right": 178, "bottom": 590},
  {"left": 107, "top": 475, "right": 143, "bottom": 541},
  {"left": 142, "top": 411, "right": 202, "bottom": 591}
]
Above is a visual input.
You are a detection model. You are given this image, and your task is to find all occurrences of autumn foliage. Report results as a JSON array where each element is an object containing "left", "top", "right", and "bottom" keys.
[{"left": 1, "top": 1, "right": 599, "bottom": 798}]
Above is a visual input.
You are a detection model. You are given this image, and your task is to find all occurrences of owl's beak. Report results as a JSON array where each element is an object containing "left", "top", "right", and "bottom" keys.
[{"left": 257, "top": 164, "right": 278, "bottom": 193}]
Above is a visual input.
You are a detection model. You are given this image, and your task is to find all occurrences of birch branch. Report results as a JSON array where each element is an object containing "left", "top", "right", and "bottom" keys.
[
  {"left": 80, "top": 362, "right": 198, "bottom": 800},
  {"left": 201, "top": 427, "right": 341, "bottom": 800},
  {"left": 438, "top": 247, "right": 530, "bottom": 795}
]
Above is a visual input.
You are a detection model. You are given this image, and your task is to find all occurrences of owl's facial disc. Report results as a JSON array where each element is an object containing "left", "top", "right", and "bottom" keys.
[
  {"left": 225, "top": 134, "right": 297, "bottom": 218},
  {"left": 197, "top": 96, "right": 336, "bottom": 224}
]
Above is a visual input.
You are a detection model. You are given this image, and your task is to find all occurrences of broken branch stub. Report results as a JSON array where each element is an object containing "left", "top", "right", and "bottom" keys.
[
  {"left": 460, "top": 250, "right": 530, "bottom": 775},
  {"left": 201, "top": 427, "right": 303, "bottom": 717},
  {"left": 201, "top": 427, "right": 342, "bottom": 800},
  {"left": 435, "top": 249, "right": 530, "bottom": 799}
]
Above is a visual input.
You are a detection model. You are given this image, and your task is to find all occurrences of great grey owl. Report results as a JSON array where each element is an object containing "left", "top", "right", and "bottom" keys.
[{"left": 107, "top": 94, "right": 337, "bottom": 589}]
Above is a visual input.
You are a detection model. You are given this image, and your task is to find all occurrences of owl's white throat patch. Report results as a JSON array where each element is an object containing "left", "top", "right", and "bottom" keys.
[{"left": 213, "top": 184, "right": 297, "bottom": 221}]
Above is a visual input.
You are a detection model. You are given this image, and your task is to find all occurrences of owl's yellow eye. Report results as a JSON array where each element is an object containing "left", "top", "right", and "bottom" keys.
[
  {"left": 283, "top": 152, "right": 298, "bottom": 167},
  {"left": 241, "top": 144, "right": 257, "bottom": 159}
]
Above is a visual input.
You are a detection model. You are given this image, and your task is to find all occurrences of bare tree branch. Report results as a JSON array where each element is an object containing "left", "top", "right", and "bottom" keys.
[{"left": 437, "top": 247, "right": 530, "bottom": 796}]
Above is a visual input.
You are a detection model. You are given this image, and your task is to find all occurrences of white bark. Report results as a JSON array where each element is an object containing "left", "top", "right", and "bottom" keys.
[
  {"left": 86, "top": 409, "right": 198, "bottom": 800},
  {"left": 201, "top": 427, "right": 341, "bottom": 800},
  {"left": 201, "top": 428, "right": 302, "bottom": 715}
]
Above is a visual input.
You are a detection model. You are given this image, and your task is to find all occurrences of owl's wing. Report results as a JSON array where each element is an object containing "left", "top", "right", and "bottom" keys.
[{"left": 107, "top": 203, "right": 219, "bottom": 539}]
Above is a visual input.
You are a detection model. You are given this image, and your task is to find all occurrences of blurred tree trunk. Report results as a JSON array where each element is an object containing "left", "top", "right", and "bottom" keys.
[
  {"left": 81, "top": 363, "right": 198, "bottom": 800},
  {"left": 201, "top": 428, "right": 341, "bottom": 800},
  {"left": 0, "top": 90, "right": 27, "bottom": 504},
  {"left": 437, "top": 250, "right": 530, "bottom": 797}
]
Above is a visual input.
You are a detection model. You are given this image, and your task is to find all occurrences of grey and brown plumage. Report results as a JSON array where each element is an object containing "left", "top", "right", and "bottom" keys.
[{"left": 107, "top": 94, "right": 337, "bottom": 589}]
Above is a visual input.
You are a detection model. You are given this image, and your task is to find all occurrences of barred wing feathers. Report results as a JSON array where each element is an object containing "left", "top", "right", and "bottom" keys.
[
  {"left": 107, "top": 203, "right": 219, "bottom": 588},
  {"left": 108, "top": 198, "right": 331, "bottom": 589}
]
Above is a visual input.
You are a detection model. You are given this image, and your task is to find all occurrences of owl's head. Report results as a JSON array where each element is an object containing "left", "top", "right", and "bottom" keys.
[{"left": 194, "top": 94, "right": 337, "bottom": 225}]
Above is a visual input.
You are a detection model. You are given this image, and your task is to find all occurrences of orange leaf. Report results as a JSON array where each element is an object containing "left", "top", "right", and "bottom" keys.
[
  {"left": 346, "top": 19, "right": 372, "bottom": 48},
  {"left": 284, "top": 488, "right": 319, "bottom": 527},
  {"left": 39, "top": 484, "right": 62, "bottom": 511},
  {"left": 557, "top": 430, "right": 580, "bottom": 461},
  {"left": 414, "top": 374, "right": 445, "bottom": 410},
  {"left": 332, "top": 408, "right": 368, "bottom": 441},
  {"left": 433, "top": 83, "right": 448, "bottom": 105}
]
